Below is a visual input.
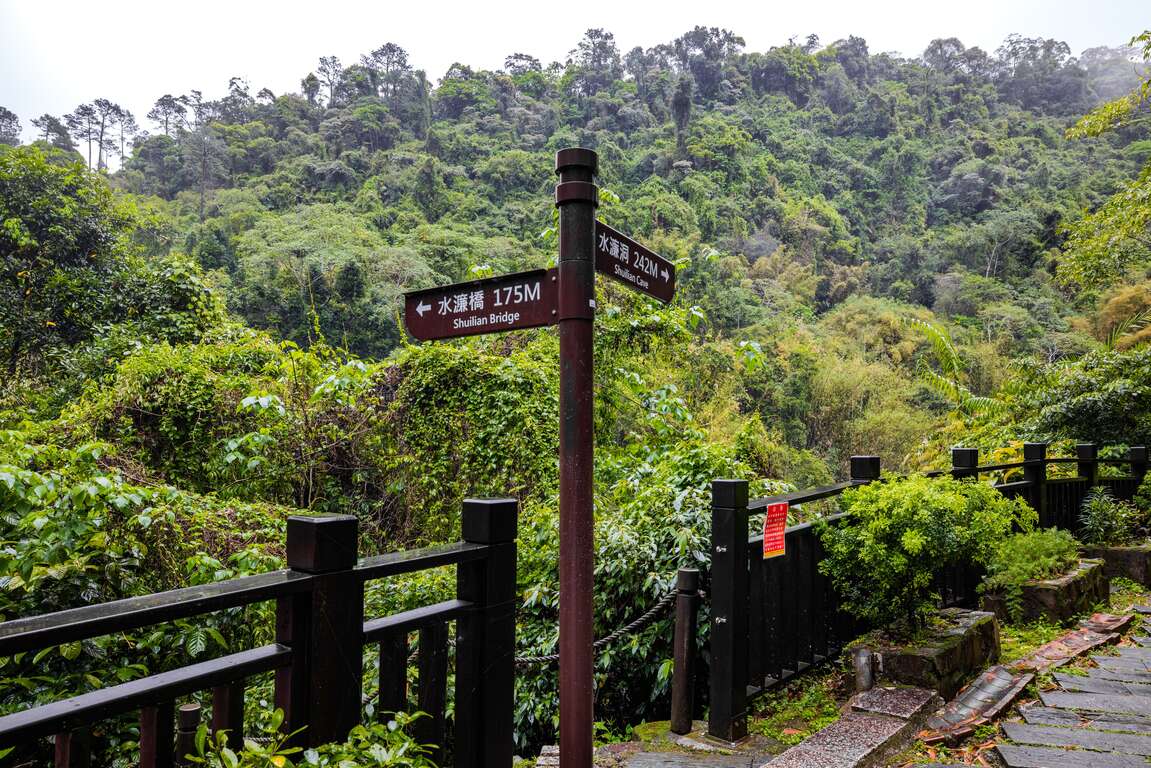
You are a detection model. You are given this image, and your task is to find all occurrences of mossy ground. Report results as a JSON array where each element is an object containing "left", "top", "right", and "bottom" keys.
[{"left": 747, "top": 666, "right": 852, "bottom": 747}]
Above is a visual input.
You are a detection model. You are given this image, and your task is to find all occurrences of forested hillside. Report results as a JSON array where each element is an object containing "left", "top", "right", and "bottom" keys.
[{"left": 3, "top": 25, "right": 1151, "bottom": 756}]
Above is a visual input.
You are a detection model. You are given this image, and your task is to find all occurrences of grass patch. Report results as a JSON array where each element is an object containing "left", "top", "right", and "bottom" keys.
[
  {"left": 748, "top": 668, "right": 848, "bottom": 746},
  {"left": 1109, "top": 576, "right": 1146, "bottom": 612},
  {"left": 998, "top": 617, "right": 1064, "bottom": 664}
]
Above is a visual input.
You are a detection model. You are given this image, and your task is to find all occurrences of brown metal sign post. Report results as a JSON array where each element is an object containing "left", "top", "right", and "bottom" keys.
[
  {"left": 402, "top": 148, "right": 673, "bottom": 764},
  {"left": 554, "top": 147, "right": 598, "bottom": 768}
]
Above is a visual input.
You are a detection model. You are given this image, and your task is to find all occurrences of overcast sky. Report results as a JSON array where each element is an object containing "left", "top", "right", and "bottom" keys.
[{"left": 1, "top": 0, "right": 1146, "bottom": 144}]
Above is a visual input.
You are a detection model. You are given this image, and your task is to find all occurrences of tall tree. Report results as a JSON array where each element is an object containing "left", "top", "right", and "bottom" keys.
[
  {"left": 90, "top": 98, "right": 124, "bottom": 170},
  {"left": 569, "top": 28, "right": 622, "bottom": 97},
  {"left": 64, "top": 104, "right": 98, "bottom": 167},
  {"left": 0, "top": 107, "right": 20, "bottom": 145},
  {"left": 147, "top": 94, "right": 188, "bottom": 136},
  {"left": 301, "top": 73, "right": 321, "bottom": 105},
  {"left": 30, "top": 114, "right": 73, "bottom": 150},
  {"left": 672, "top": 74, "right": 693, "bottom": 155},
  {"left": 182, "top": 124, "right": 227, "bottom": 221},
  {"left": 114, "top": 107, "right": 138, "bottom": 162},
  {"left": 671, "top": 26, "right": 744, "bottom": 100},
  {"left": 362, "top": 43, "right": 411, "bottom": 106},
  {"left": 317, "top": 55, "right": 343, "bottom": 107}
]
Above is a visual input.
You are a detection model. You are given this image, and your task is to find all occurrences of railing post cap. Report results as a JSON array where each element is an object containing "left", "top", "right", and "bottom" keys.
[
  {"left": 1130, "top": 446, "right": 1149, "bottom": 461},
  {"left": 676, "top": 568, "right": 700, "bottom": 593},
  {"left": 555, "top": 147, "right": 598, "bottom": 174},
  {"left": 1076, "top": 442, "right": 1099, "bottom": 457},
  {"left": 1023, "top": 442, "right": 1048, "bottom": 458},
  {"left": 462, "top": 498, "right": 518, "bottom": 544},
  {"left": 951, "top": 447, "right": 979, "bottom": 467},
  {"left": 178, "top": 702, "right": 201, "bottom": 730},
  {"left": 712, "top": 479, "right": 748, "bottom": 508},
  {"left": 850, "top": 455, "right": 882, "bottom": 481},
  {"left": 286, "top": 514, "right": 358, "bottom": 573}
]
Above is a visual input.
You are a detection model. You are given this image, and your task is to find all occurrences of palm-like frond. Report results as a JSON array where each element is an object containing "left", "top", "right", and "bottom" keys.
[
  {"left": 907, "top": 317, "right": 964, "bottom": 377},
  {"left": 1106, "top": 307, "right": 1151, "bottom": 351}
]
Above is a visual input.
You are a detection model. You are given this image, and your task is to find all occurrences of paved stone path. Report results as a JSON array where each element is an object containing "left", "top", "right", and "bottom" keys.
[{"left": 984, "top": 607, "right": 1151, "bottom": 768}]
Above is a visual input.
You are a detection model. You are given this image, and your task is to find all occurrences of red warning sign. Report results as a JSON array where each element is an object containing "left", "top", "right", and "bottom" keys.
[{"left": 763, "top": 502, "right": 788, "bottom": 559}]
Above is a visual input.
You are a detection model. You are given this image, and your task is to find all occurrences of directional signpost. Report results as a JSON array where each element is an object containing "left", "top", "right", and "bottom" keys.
[
  {"left": 403, "top": 268, "right": 558, "bottom": 341},
  {"left": 595, "top": 220, "right": 676, "bottom": 303},
  {"left": 402, "top": 148, "right": 674, "bottom": 767}
]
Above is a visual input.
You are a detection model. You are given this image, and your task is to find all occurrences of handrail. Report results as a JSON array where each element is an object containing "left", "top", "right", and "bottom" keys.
[
  {"left": 748, "top": 511, "right": 850, "bottom": 547},
  {"left": 354, "top": 541, "right": 489, "bottom": 582},
  {"left": 748, "top": 481, "right": 864, "bottom": 511},
  {"left": 0, "top": 643, "right": 291, "bottom": 743},
  {"left": 0, "top": 570, "right": 312, "bottom": 656},
  {"left": 363, "top": 599, "right": 473, "bottom": 642}
]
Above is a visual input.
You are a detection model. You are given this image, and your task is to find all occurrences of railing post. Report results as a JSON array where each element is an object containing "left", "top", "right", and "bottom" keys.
[
  {"left": 708, "top": 479, "right": 748, "bottom": 744},
  {"left": 211, "top": 683, "right": 243, "bottom": 749},
  {"left": 670, "top": 568, "right": 700, "bottom": 736},
  {"left": 951, "top": 447, "right": 979, "bottom": 480},
  {"left": 1130, "top": 446, "right": 1148, "bottom": 486},
  {"left": 454, "top": 498, "right": 518, "bottom": 768},
  {"left": 275, "top": 514, "right": 362, "bottom": 748},
  {"left": 175, "top": 704, "right": 201, "bottom": 767},
  {"left": 139, "top": 702, "right": 175, "bottom": 768},
  {"left": 1077, "top": 443, "right": 1099, "bottom": 486},
  {"left": 850, "top": 455, "right": 881, "bottom": 483},
  {"left": 54, "top": 728, "right": 90, "bottom": 768},
  {"left": 1024, "top": 442, "right": 1048, "bottom": 526}
]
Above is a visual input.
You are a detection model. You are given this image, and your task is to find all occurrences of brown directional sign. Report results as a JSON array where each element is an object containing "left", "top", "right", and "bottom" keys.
[
  {"left": 595, "top": 220, "right": 676, "bottom": 303},
  {"left": 403, "top": 268, "right": 558, "bottom": 341}
]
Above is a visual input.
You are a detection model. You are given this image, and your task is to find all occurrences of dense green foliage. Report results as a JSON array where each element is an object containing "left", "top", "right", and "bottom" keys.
[
  {"left": 1079, "top": 486, "right": 1144, "bottom": 544},
  {"left": 818, "top": 475, "right": 1036, "bottom": 627},
  {"left": 191, "top": 712, "right": 436, "bottom": 768},
  {"left": 979, "top": 528, "right": 1080, "bottom": 621},
  {"left": 2, "top": 21, "right": 1151, "bottom": 761}
]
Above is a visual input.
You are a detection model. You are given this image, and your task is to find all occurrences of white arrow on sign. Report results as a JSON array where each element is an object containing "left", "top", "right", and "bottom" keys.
[
  {"left": 416, "top": 300, "right": 431, "bottom": 317},
  {"left": 660, "top": 268, "right": 670, "bottom": 281}
]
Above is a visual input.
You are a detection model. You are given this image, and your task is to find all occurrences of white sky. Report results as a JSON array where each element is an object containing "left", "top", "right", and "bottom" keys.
[{"left": 1, "top": 0, "right": 1146, "bottom": 144}]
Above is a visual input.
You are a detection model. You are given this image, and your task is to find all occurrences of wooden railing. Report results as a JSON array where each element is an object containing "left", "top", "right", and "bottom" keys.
[
  {"left": 700, "top": 443, "right": 1148, "bottom": 743},
  {"left": 0, "top": 499, "right": 519, "bottom": 768}
]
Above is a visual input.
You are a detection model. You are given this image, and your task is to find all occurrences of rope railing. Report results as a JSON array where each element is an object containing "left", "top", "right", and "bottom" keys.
[{"left": 514, "top": 588, "right": 680, "bottom": 667}]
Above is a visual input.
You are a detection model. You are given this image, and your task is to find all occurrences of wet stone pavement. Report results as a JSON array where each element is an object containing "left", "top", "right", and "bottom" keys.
[{"left": 912, "top": 603, "right": 1151, "bottom": 768}]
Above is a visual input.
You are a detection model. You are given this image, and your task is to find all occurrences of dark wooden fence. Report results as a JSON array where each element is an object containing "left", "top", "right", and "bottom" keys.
[
  {"left": 700, "top": 442, "right": 1149, "bottom": 743},
  {"left": 0, "top": 499, "right": 519, "bottom": 768}
]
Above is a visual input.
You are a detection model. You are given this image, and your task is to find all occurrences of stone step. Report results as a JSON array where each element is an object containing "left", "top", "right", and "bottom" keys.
[
  {"left": 767, "top": 712, "right": 907, "bottom": 767},
  {"left": 1116, "top": 646, "right": 1151, "bottom": 660},
  {"left": 1020, "top": 704, "right": 1151, "bottom": 734},
  {"left": 996, "top": 744, "right": 1148, "bottom": 767},
  {"left": 1093, "top": 666, "right": 1151, "bottom": 685},
  {"left": 1054, "top": 672, "right": 1131, "bottom": 694},
  {"left": 1094, "top": 656, "right": 1151, "bottom": 673},
  {"left": 1038, "top": 690, "right": 1151, "bottom": 716},
  {"left": 766, "top": 687, "right": 938, "bottom": 768},
  {"left": 1003, "top": 721, "right": 1151, "bottom": 755}
]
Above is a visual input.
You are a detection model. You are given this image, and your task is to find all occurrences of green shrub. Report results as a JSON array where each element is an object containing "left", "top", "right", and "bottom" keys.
[
  {"left": 1079, "top": 486, "right": 1143, "bottom": 545},
  {"left": 979, "top": 529, "right": 1080, "bottom": 621},
  {"left": 1133, "top": 473, "right": 1151, "bottom": 514},
  {"left": 817, "top": 474, "right": 1036, "bottom": 629},
  {"left": 190, "top": 710, "right": 437, "bottom": 767}
]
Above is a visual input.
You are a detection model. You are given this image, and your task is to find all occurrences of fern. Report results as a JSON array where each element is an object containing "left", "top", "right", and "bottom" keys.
[
  {"left": 980, "top": 529, "right": 1079, "bottom": 622},
  {"left": 909, "top": 319, "right": 1006, "bottom": 416}
]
